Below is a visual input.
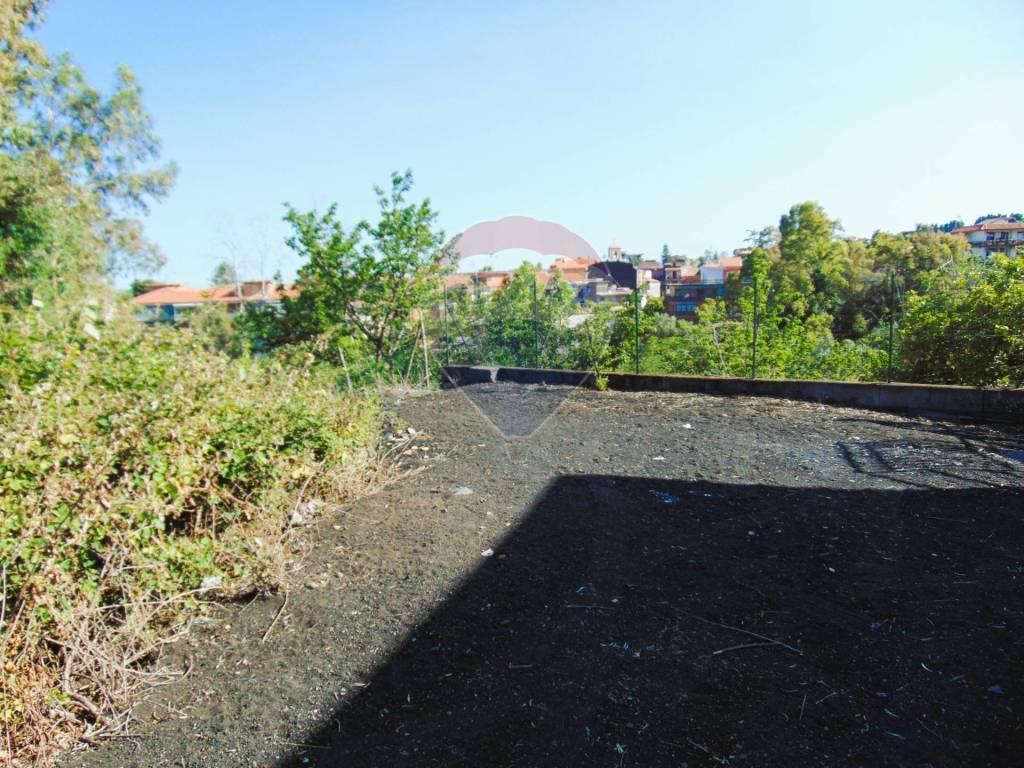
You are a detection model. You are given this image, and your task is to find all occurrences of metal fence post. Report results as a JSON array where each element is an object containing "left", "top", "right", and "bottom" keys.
[
  {"left": 887, "top": 269, "right": 895, "bottom": 383},
  {"left": 634, "top": 284, "right": 640, "bottom": 374},
  {"left": 443, "top": 283, "right": 450, "bottom": 367},
  {"left": 532, "top": 277, "right": 539, "bottom": 368},
  {"left": 751, "top": 272, "right": 759, "bottom": 379}
]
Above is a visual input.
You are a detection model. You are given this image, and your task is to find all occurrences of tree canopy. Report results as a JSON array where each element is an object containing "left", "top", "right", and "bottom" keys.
[{"left": 0, "top": 0, "right": 175, "bottom": 303}]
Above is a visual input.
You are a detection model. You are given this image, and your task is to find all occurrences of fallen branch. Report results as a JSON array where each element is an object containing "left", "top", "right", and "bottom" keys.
[
  {"left": 261, "top": 592, "right": 290, "bottom": 644},
  {"left": 684, "top": 612, "right": 803, "bottom": 655},
  {"left": 712, "top": 641, "right": 774, "bottom": 655}
]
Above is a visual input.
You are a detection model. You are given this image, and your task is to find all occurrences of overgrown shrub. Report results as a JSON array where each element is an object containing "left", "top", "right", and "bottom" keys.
[
  {"left": 901, "top": 255, "right": 1024, "bottom": 387},
  {"left": 0, "top": 297, "right": 382, "bottom": 763}
]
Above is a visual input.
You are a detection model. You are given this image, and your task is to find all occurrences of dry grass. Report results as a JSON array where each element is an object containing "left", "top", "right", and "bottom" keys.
[{"left": 0, "top": 301, "right": 389, "bottom": 766}]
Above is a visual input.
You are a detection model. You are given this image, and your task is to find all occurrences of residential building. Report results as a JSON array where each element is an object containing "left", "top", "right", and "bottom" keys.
[
  {"left": 662, "top": 262, "right": 700, "bottom": 284},
  {"left": 951, "top": 217, "right": 1024, "bottom": 258},
  {"left": 548, "top": 257, "right": 597, "bottom": 283},
  {"left": 133, "top": 281, "right": 298, "bottom": 322},
  {"left": 663, "top": 255, "right": 744, "bottom": 318},
  {"left": 473, "top": 270, "right": 514, "bottom": 292},
  {"left": 443, "top": 269, "right": 553, "bottom": 298},
  {"left": 636, "top": 259, "right": 663, "bottom": 286},
  {"left": 578, "top": 261, "right": 661, "bottom": 304}
]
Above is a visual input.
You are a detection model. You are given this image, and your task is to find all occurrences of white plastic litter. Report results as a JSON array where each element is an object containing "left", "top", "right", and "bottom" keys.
[{"left": 199, "top": 575, "right": 223, "bottom": 591}]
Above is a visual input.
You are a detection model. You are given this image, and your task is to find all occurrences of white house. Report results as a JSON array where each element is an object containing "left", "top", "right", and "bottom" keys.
[{"left": 951, "top": 217, "right": 1024, "bottom": 258}]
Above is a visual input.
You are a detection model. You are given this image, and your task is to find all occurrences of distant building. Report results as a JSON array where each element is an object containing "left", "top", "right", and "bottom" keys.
[
  {"left": 578, "top": 261, "right": 660, "bottom": 304},
  {"left": 443, "top": 269, "right": 555, "bottom": 298},
  {"left": 548, "top": 257, "right": 598, "bottom": 283},
  {"left": 635, "top": 259, "right": 663, "bottom": 284},
  {"left": 443, "top": 273, "right": 475, "bottom": 291},
  {"left": 662, "top": 262, "right": 699, "bottom": 284},
  {"left": 951, "top": 217, "right": 1024, "bottom": 258},
  {"left": 663, "top": 255, "right": 744, "bottom": 318},
  {"left": 132, "top": 281, "right": 297, "bottom": 322}
]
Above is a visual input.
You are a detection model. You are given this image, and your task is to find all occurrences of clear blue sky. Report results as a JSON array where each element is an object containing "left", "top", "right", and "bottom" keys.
[{"left": 35, "top": 0, "right": 1024, "bottom": 284}]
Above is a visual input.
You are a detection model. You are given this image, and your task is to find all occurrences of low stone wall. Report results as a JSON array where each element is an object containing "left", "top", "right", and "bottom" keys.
[{"left": 440, "top": 365, "right": 1024, "bottom": 422}]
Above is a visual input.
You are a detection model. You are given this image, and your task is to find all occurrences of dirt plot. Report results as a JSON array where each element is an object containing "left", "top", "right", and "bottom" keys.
[{"left": 70, "top": 384, "right": 1024, "bottom": 768}]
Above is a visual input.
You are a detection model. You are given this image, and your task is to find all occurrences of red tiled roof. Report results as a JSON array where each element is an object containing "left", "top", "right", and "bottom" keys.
[
  {"left": 133, "top": 282, "right": 297, "bottom": 306},
  {"left": 443, "top": 274, "right": 474, "bottom": 289},
  {"left": 550, "top": 257, "right": 598, "bottom": 269},
  {"left": 952, "top": 217, "right": 1024, "bottom": 234},
  {"left": 703, "top": 256, "right": 745, "bottom": 269}
]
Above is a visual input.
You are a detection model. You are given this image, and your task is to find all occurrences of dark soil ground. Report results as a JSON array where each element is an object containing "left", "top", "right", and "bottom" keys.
[{"left": 69, "top": 384, "right": 1024, "bottom": 767}]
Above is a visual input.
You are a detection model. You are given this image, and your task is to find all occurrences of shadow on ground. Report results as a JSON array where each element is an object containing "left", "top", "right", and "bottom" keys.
[
  {"left": 450, "top": 381, "right": 586, "bottom": 438},
  {"left": 280, "top": 476, "right": 1023, "bottom": 767},
  {"left": 836, "top": 416, "right": 1024, "bottom": 489}
]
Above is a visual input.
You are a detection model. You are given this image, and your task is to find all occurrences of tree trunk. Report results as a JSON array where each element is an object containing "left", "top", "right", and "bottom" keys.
[
  {"left": 403, "top": 323, "right": 421, "bottom": 385},
  {"left": 337, "top": 342, "right": 354, "bottom": 392}
]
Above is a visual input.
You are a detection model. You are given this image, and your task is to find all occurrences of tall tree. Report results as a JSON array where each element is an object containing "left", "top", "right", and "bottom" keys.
[
  {"left": 211, "top": 260, "right": 238, "bottom": 286},
  {"left": 0, "top": 0, "right": 175, "bottom": 297},
  {"left": 773, "top": 201, "right": 846, "bottom": 317},
  {"left": 660, "top": 243, "right": 671, "bottom": 267},
  {"left": 281, "top": 171, "right": 449, "bottom": 373}
]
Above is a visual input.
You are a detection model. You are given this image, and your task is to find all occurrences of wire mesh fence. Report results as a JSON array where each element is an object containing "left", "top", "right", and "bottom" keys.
[{"left": 435, "top": 262, "right": 1023, "bottom": 389}]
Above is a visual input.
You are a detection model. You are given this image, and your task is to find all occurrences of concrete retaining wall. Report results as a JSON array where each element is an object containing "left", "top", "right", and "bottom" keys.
[{"left": 440, "top": 365, "right": 1024, "bottom": 422}]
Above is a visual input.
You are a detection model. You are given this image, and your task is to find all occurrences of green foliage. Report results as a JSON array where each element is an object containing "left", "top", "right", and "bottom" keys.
[
  {"left": 901, "top": 255, "right": 1024, "bottom": 387},
  {"left": 478, "top": 264, "right": 578, "bottom": 368},
  {"left": 211, "top": 259, "right": 238, "bottom": 286},
  {"left": 271, "top": 171, "right": 448, "bottom": 377},
  {"left": 0, "top": 0, "right": 174, "bottom": 298},
  {"left": 975, "top": 213, "right": 1023, "bottom": 225},
  {"left": 1, "top": 298, "right": 381, "bottom": 756},
  {"left": 572, "top": 301, "right": 618, "bottom": 377},
  {"left": 0, "top": 151, "right": 99, "bottom": 300},
  {"left": 444, "top": 199, "right": 1016, "bottom": 388}
]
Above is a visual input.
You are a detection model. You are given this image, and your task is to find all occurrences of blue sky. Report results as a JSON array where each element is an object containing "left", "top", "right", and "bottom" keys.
[{"left": 35, "top": 0, "right": 1024, "bottom": 284}]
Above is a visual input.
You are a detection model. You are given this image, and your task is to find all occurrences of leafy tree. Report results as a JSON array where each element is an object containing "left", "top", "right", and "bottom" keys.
[
  {"left": 477, "top": 263, "right": 577, "bottom": 367},
  {"left": 279, "top": 171, "right": 449, "bottom": 375},
  {"left": 129, "top": 278, "right": 164, "bottom": 296},
  {"left": 572, "top": 301, "right": 618, "bottom": 383},
  {"left": 975, "top": 213, "right": 1023, "bottom": 224},
  {"left": 773, "top": 201, "right": 846, "bottom": 318},
  {"left": 660, "top": 243, "right": 671, "bottom": 267},
  {"left": 0, "top": 0, "right": 175, "bottom": 299},
  {"left": 211, "top": 260, "right": 238, "bottom": 286},
  {"left": 605, "top": 293, "right": 665, "bottom": 370},
  {"left": 745, "top": 225, "right": 780, "bottom": 249},
  {"left": 901, "top": 255, "right": 1024, "bottom": 387},
  {"left": 699, "top": 248, "right": 728, "bottom": 267}
]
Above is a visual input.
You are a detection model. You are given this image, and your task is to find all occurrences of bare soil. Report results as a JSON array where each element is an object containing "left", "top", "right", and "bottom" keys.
[{"left": 69, "top": 384, "right": 1024, "bottom": 767}]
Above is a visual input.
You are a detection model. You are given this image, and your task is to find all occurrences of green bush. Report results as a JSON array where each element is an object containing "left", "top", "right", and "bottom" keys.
[
  {"left": 901, "top": 255, "right": 1024, "bottom": 387},
  {"left": 1, "top": 296, "right": 381, "bottom": 759}
]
